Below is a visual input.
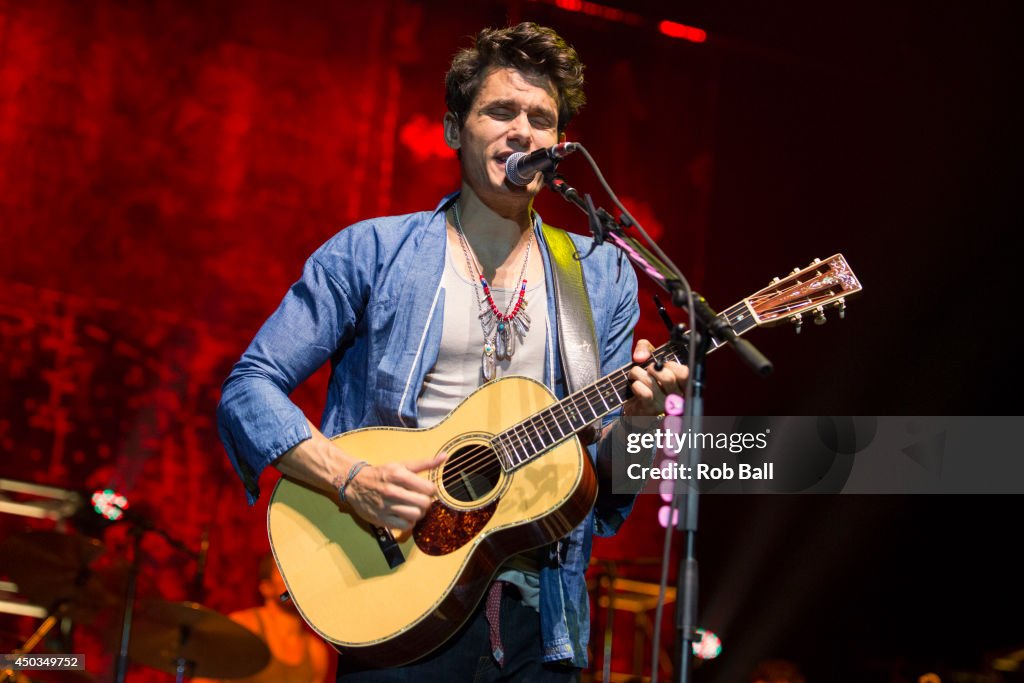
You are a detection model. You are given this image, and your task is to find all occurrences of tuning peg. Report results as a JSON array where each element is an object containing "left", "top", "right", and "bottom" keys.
[
  {"left": 834, "top": 297, "right": 846, "bottom": 319},
  {"left": 790, "top": 313, "right": 803, "bottom": 334},
  {"left": 811, "top": 257, "right": 821, "bottom": 265},
  {"left": 791, "top": 267, "right": 801, "bottom": 275},
  {"left": 814, "top": 305, "right": 826, "bottom": 325},
  {"left": 770, "top": 276, "right": 781, "bottom": 286}
]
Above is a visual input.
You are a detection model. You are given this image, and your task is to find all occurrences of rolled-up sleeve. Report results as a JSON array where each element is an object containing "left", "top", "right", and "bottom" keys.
[{"left": 217, "top": 255, "right": 361, "bottom": 504}]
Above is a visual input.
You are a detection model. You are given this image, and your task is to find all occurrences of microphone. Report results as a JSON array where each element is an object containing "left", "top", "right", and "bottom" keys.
[{"left": 505, "top": 142, "right": 579, "bottom": 186}]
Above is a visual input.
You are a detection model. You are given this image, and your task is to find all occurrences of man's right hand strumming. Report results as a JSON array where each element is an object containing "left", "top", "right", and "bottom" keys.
[
  {"left": 274, "top": 420, "right": 443, "bottom": 533},
  {"left": 342, "top": 453, "right": 445, "bottom": 532}
]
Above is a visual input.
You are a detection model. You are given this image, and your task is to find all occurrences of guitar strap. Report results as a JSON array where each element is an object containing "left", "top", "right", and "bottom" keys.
[{"left": 541, "top": 224, "right": 600, "bottom": 409}]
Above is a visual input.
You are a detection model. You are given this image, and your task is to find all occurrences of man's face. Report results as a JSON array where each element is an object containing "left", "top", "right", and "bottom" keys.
[{"left": 446, "top": 67, "right": 561, "bottom": 202}]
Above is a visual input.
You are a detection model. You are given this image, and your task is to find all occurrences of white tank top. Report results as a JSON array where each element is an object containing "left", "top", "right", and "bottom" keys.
[{"left": 417, "top": 239, "right": 548, "bottom": 428}]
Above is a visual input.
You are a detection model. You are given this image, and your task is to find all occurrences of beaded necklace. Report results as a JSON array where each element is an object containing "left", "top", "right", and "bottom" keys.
[{"left": 451, "top": 202, "right": 532, "bottom": 382}]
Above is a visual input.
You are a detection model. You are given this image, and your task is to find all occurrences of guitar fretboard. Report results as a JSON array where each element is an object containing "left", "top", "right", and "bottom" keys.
[{"left": 491, "top": 300, "right": 756, "bottom": 470}]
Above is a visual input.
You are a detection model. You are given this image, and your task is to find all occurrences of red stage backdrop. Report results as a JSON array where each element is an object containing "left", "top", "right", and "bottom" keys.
[
  {"left": 0, "top": 1, "right": 716, "bottom": 679},
  {"left": 4, "top": 0, "right": 1021, "bottom": 681}
]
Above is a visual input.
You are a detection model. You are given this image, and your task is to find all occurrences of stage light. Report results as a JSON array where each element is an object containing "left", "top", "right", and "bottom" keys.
[
  {"left": 91, "top": 488, "right": 129, "bottom": 521},
  {"left": 532, "top": 0, "right": 643, "bottom": 26},
  {"left": 691, "top": 628, "right": 722, "bottom": 660},
  {"left": 658, "top": 504, "right": 679, "bottom": 528},
  {"left": 658, "top": 20, "right": 708, "bottom": 44}
]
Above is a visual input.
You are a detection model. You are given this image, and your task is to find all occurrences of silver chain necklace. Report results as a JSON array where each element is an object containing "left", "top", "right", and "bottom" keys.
[{"left": 451, "top": 202, "right": 532, "bottom": 382}]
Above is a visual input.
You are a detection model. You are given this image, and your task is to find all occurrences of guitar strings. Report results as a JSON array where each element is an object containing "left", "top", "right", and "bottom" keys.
[
  {"left": 438, "top": 309, "right": 727, "bottom": 486},
  {"left": 438, "top": 342, "right": 691, "bottom": 488},
  {"left": 444, "top": 331, "right": 731, "bottom": 487},
  {"left": 443, "top": 364, "right": 652, "bottom": 487},
  {"left": 432, "top": 294, "right": 841, "bottom": 492},
  {"left": 441, "top": 448, "right": 501, "bottom": 500}
]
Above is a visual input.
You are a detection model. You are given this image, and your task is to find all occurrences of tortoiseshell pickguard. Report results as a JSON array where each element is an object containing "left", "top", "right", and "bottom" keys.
[{"left": 413, "top": 500, "right": 497, "bottom": 556}]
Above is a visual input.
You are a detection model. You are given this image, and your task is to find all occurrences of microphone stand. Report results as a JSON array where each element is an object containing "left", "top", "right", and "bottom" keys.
[
  {"left": 114, "top": 525, "right": 143, "bottom": 683},
  {"left": 670, "top": 329, "right": 708, "bottom": 683},
  {"left": 544, "top": 170, "right": 771, "bottom": 683},
  {"left": 113, "top": 515, "right": 205, "bottom": 683}
]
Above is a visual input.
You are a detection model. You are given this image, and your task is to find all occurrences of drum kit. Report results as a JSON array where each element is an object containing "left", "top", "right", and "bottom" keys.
[{"left": 0, "top": 530, "right": 270, "bottom": 682}]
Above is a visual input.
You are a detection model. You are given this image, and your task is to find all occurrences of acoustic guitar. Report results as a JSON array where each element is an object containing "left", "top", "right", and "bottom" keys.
[{"left": 268, "top": 254, "right": 862, "bottom": 666}]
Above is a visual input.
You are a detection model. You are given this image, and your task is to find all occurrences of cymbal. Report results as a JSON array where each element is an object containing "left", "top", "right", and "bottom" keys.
[
  {"left": 0, "top": 531, "right": 117, "bottom": 620},
  {"left": 127, "top": 600, "right": 270, "bottom": 679},
  {"left": 0, "top": 531, "right": 104, "bottom": 576}
]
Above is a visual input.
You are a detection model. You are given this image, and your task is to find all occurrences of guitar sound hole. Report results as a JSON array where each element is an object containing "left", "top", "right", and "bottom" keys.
[{"left": 441, "top": 444, "right": 501, "bottom": 503}]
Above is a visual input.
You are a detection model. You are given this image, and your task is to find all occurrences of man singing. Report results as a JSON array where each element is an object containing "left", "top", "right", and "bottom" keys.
[{"left": 218, "top": 21, "right": 687, "bottom": 681}]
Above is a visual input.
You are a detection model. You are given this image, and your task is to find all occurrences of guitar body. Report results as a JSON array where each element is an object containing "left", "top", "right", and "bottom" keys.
[
  {"left": 267, "top": 376, "right": 597, "bottom": 667},
  {"left": 266, "top": 253, "right": 863, "bottom": 668}
]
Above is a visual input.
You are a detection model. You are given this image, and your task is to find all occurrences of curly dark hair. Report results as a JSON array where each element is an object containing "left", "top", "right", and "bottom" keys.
[{"left": 445, "top": 22, "right": 586, "bottom": 134}]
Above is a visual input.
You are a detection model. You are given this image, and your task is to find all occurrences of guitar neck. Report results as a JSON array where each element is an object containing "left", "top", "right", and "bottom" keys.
[
  {"left": 491, "top": 252, "right": 864, "bottom": 470},
  {"left": 492, "top": 299, "right": 753, "bottom": 471}
]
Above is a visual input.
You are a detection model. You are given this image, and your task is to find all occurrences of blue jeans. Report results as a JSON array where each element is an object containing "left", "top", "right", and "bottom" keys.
[{"left": 336, "top": 584, "right": 580, "bottom": 682}]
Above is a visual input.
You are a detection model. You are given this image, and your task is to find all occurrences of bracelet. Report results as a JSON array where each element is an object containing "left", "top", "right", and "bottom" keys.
[{"left": 334, "top": 460, "right": 369, "bottom": 504}]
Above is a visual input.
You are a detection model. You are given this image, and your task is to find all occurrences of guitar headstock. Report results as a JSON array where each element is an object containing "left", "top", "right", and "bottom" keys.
[{"left": 743, "top": 254, "right": 863, "bottom": 333}]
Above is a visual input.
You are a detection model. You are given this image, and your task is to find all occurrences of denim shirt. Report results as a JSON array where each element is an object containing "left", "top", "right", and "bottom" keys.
[{"left": 217, "top": 192, "right": 640, "bottom": 667}]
